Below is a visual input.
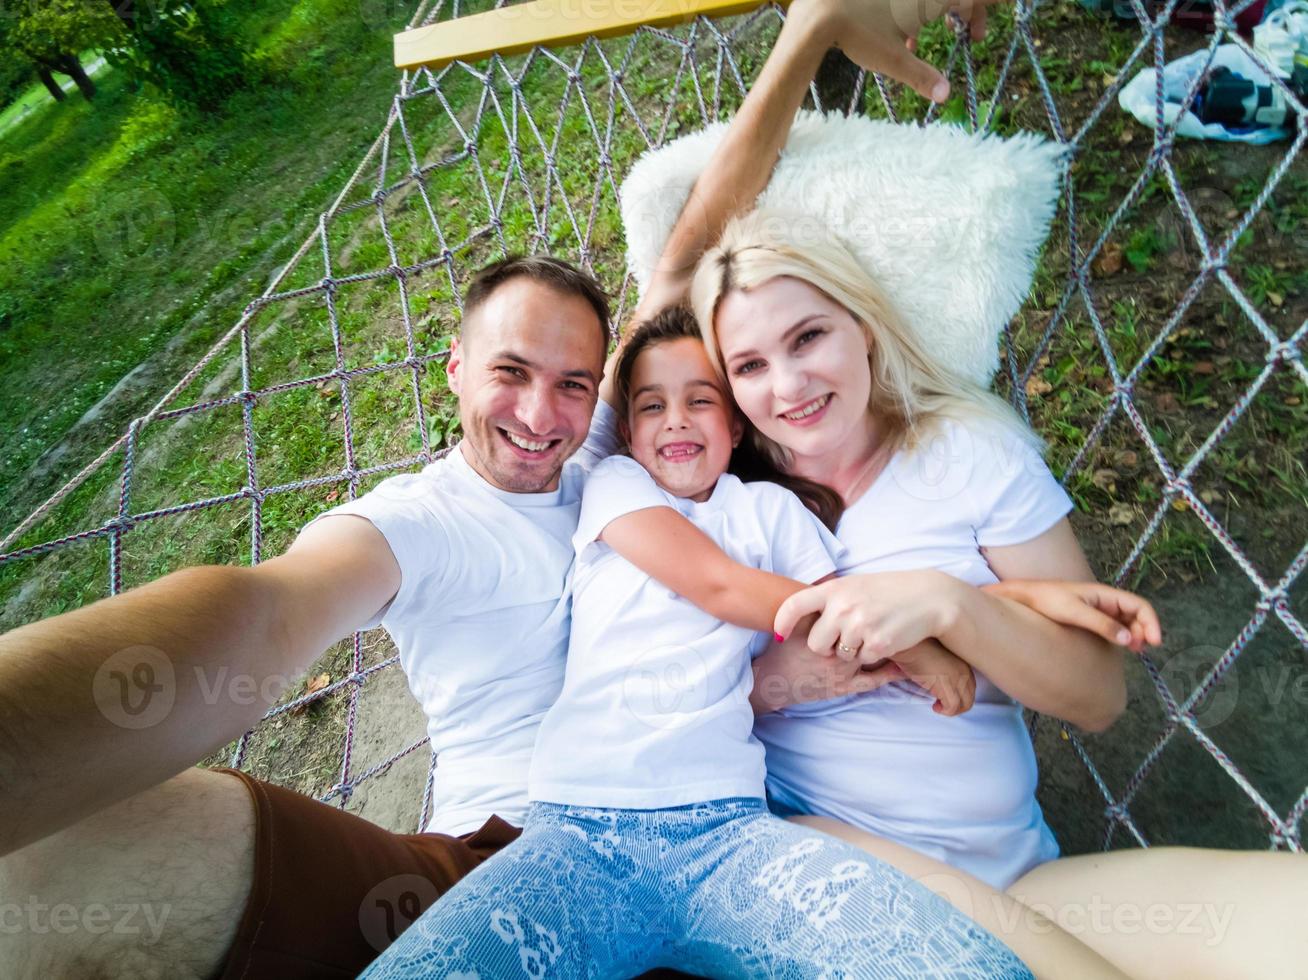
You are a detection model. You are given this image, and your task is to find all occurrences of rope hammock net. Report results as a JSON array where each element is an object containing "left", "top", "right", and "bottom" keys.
[{"left": 1, "top": 0, "right": 1305, "bottom": 858}]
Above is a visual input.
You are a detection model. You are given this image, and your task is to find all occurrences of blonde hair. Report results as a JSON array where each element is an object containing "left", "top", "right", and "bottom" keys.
[{"left": 689, "top": 208, "right": 1039, "bottom": 471}]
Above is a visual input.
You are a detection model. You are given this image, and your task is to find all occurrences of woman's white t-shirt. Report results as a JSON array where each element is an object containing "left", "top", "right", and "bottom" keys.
[
  {"left": 755, "top": 419, "right": 1074, "bottom": 889},
  {"left": 528, "top": 455, "right": 845, "bottom": 809}
]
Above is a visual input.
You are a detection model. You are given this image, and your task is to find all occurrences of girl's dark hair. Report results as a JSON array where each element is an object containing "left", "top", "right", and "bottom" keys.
[{"left": 615, "top": 306, "right": 846, "bottom": 531}]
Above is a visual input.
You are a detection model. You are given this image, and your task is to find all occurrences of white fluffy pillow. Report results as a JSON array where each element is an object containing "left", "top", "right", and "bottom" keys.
[{"left": 620, "top": 111, "right": 1066, "bottom": 384}]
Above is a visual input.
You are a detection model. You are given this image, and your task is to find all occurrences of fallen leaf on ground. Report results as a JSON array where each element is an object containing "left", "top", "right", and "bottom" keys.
[
  {"left": 1093, "top": 243, "right": 1124, "bottom": 277},
  {"left": 1026, "top": 376, "right": 1053, "bottom": 397},
  {"left": 1108, "top": 503, "right": 1135, "bottom": 526},
  {"left": 291, "top": 673, "right": 332, "bottom": 715}
]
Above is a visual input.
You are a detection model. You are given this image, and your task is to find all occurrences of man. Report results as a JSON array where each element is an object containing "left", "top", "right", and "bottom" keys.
[{"left": 0, "top": 0, "right": 985, "bottom": 975}]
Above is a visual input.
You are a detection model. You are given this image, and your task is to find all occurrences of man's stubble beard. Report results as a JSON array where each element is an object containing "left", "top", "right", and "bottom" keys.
[{"left": 462, "top": 422, "right": 568, "bottom": 494}]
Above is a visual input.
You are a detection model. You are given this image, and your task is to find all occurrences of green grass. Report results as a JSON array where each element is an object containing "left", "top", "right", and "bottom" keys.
[
  {"left": 0, "top": 0, "right": 415, "bottom": 531},
  {"left": 1, "top": 0, "right": 1305, "bottom": 628}
]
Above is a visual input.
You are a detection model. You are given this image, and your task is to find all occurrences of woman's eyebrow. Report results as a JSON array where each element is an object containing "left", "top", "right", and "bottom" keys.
[{"left": 724, "top": 314, "right": 825, "bottom": 361}]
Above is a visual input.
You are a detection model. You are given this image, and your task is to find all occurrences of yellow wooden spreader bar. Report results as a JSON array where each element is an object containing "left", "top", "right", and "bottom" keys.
[{"left": 395, "top": 0, "right": 786, "bottom": 70}]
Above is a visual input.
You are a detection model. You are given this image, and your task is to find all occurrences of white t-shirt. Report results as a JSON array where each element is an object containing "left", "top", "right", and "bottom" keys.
[
  {"left": 308, "top": 402, "right": 620, "bottom": 835},
  {"left": 528, "top": 456, "right": 845, "bottom": 809},
  {"left": 754, "top": 419, "right": 1074, "bottom": 889}
]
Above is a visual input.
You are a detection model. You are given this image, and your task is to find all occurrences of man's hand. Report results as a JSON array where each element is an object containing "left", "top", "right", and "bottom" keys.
[
  {"left": 790, "top": 0, "right": 1004, "bottom": 103},
  {"left": 888, "top": 640, "right": 976, "bottom": 716},
  {"left": 982, "top": 579, "right": 1163, "bottom": 654}
]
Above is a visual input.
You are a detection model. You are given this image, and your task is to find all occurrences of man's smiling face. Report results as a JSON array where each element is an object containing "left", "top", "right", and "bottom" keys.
[{"left": 447, "top": 275, "right": 607, "bottom": 493}]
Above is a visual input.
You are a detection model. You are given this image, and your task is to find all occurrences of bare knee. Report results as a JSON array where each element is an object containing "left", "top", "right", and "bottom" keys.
[{"left": 0, "top": 767, "right": 256, "bottom": 980}]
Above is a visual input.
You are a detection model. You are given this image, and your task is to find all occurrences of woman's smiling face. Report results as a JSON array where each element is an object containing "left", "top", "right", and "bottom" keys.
[
  {"left": 624, "top": 337, "right": 741, "bottom": 502},
  {"left": 715, "top": 276, "right": 873, "bottom": 462}
]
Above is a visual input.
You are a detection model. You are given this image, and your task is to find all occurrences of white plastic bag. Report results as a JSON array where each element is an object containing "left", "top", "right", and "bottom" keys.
[{"left": 1118, "top": 44, "right": 1294, "bottom": 143}]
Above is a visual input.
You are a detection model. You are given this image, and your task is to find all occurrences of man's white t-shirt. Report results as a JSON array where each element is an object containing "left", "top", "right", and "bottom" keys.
[
  {"left": 307, "top": 403, "right": 619, "bottom": 835},
  {"left": 528, "top": 455, "right": 844, "bottom": 809},
  {"left": 755, "top": 419, "right": 1074, "bottom": 889}
]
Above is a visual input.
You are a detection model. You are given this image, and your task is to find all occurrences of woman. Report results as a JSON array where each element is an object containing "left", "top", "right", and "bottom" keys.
[{"left": 675, "top": 207, "right": 1304, "bottom": 980}]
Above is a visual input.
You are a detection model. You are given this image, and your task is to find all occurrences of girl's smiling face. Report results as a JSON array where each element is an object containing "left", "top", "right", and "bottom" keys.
[{"left": 623, "top": 337, "right": 742, "bottom": 502}]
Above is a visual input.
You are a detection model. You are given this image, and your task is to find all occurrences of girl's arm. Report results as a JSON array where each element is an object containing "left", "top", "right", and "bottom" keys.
[
  {"left": 774, "top": 520, "right": 1131, "bottom": 732},
  {"left": 603, "top": 506, "right": 978, "bottom": 716},
  {"left": 600, "top": 505, "right": 811, "bottom": 632},
  {"left": 981, "top": 578, "right": 1162, "bottom": 654}
]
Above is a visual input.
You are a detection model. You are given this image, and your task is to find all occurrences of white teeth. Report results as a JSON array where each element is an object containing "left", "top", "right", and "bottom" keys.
[
  {"left": 506, "top": 431, "right": 550, "bottom": 452},
  {"left": 783, "top": 395, "right": 830, "bottom": 420},
  {"left": 660, "top": 445, "right": 701, "bottom": 458}
]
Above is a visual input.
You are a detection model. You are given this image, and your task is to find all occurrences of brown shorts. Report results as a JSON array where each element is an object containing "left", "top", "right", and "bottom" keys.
[{"left": 215, "top": 767, "right": 521, "bottom": 980}]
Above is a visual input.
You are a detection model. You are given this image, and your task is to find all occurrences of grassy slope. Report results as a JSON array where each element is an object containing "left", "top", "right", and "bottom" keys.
[{"left": 0, "top": 0, "right": 407, "bottom": 533}]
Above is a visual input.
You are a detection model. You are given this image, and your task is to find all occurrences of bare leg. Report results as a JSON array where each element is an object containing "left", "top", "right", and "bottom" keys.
[
  {"left": 0, "top": 767, "right": 255, "bottom": 980},
  {"left": 1007, "top": 847, "right": 1308, "bottom": 980},
  {"left": 789, "top": 815, "right": 1130, "bottom": 980}
]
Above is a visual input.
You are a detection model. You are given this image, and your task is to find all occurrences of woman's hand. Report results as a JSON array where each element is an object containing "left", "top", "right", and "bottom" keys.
[
  {"left": 774, "top": 570, "right": 965, "bottom": 662},
  {"left": 982, "top": 580, "right": 1163, "bottom": 654},
  {"left": 790, "top": 0, "right": 1001, "bottom": 102},
  {"left": 889, "top": 641, "right": 976, "bottom": 716}
]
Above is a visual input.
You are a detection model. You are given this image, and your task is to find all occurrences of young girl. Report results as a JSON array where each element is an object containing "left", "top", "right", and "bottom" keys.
[{"left": 359, "top": 307, "right": 1034, "bottom": 979}]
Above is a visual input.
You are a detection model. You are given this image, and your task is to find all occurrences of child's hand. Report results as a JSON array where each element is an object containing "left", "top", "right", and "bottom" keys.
[
  {"left": 752, "top": 625, "right": 906, "bottom": 714},
  {"left": 983, "top": 580, "right": 1163, "bottom": 654},
  {"left": 888, "top": 641, "right": 975, "bottom": 716}
]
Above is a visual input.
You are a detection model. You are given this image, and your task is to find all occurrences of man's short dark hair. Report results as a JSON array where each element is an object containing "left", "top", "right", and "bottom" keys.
[{"left": 462, "top": 255, "right": 611, "bottom": 352}]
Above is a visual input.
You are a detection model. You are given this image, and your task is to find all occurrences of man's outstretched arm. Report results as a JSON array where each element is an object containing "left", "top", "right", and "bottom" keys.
[
  {"left": 633, "top": 0, "right": 988, "bottom": 322},
  {"left": 0, "top": 515, "right": 399, "bottom": 858}
]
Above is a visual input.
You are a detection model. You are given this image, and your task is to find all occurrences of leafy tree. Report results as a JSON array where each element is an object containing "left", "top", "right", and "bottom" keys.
[
  {"left": 103, "top": 0, "right": 260, "bottom": 110},
  {"left": 0, "top": 25, "right": 38, "bottom": 106},
  {"left": 3, "top": 1, "right": 118, "bottom": 101}
]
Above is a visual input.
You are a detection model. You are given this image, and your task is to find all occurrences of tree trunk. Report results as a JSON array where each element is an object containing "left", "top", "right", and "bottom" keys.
[
  {"left": 36, "top": 65, "right": 68, "bottom": 102},
  {"left": 814, "top": 48, "right": 865, "bottom": 115},
  {"left": 54, "top": 54, "right": 97, "bottom": 101}
]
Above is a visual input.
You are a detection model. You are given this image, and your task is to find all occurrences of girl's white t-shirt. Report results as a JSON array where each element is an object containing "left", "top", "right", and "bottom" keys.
[
  {"left": 528, "top": 455, "right": 845, "bottom": 809},
  {"left": 755, "top": 418, "right": 1075, "bottom": 889}
]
